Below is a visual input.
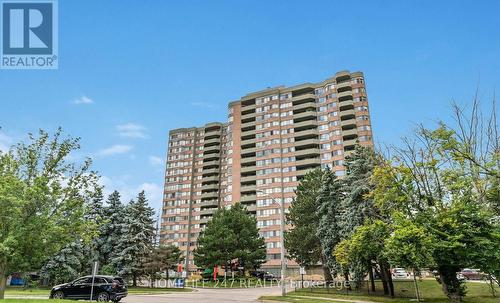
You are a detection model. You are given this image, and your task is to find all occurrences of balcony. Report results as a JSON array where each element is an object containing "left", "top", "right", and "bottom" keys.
[
  {"left": 203, "top": 153, "right": 220, "bottom": 161},
  {"left": 200, "top": 208, "right": 217, "bottom": 216},
  {"left": 339, "top": 100, "right": 354, "bottom": 111},
  {"left": 291, "top": 93, "right": 316, "bottom": 104},
  {"left": 293, "top": 110, "right": 317, "bottom": 121},
  {"left": 203, "top": 160, "right": 219, "bottom": 167},
  {"left": 241, "top": 166, "right": 256, "bottom": 174},
  {"left": 293, "top": 120, "right": 317, "bottom": 131},
  {"left": 241, "top": 103, "right": 256, "bottom": 110},
  {"left": 241, "top": 157, "right": 256, "bottom": 165},
  {"left": 203, "top": 138, "right": 220, "bottom": 146},
  {"left": 342, "top": 128, "right": 358, "bottom": 138},
  {"left": 343, "top": 138, "right": 358, "bottom": 147},
  {"left": 294, "top": 138, "right": 319, "bottom": 148},
  {"left": 241, "top": 110, "right": 256, "bottom": 119},
  {"left": 341, "top": 119, "right": 356, "bottom": 129},
  {"left": 295, "top": 148, "right": 320, "bottom": 157},
  {"left": 240, "top": 194, "right": 257, "bottom": 203},
  {"left": 203, "top": 145, "right": 220, "bottom": 153},
  {"left": 335, "top": 71, "right": 351, "bottom": 81},
  {"left": 241, "top": 127, "right": 256, "bottom": 136},
  {"left": 241, "top": 148, "right": 256, "bottom": 157},
  {"left": 201, "top": 175, "right": 219, "bottom": 184},
  {"left": 295, "top": 158, "right": 321, "bottom": 169},
  {"left": 202, "top": 168, "right": 219, "bottom": 176},
  {"left": 337, "top": 91, "right": 352, "bottom": 102},
  {"left": 201, "top": 191, "right": 218, "bottom": 200},
  {"left": 246, "top": 204, "right": 257, "bottom": 213},
  {"left": 202, "top": 183, "right": 219, "bottom": 191},
  {"left": 241, "top": 175, "right": 255, "bottom": 183},
  {"left": 293, "top": 101, "right": 316, "bottom": 112},
  {"left": 241, "top": 120, "right": 256, "bottom": 128},
  {"left": 240, "top": 184, "right": 256, "bottom": 193},
  {"left": 198, "top": 200, "right": 218, "bottom": 208},
  {"left": 336, "top": 81, "right": 352, "bottom": 90},
  {"left": 294, "top": 128, "right": 318, "bottom": 141}
]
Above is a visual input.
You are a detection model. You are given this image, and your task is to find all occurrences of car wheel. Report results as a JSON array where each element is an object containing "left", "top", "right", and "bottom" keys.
[
  {"left": 52, "top": 291, "right": 65, "bottom": 299},
  {"left": 97, "top": 292, "right": 110, "bottom": 302}
]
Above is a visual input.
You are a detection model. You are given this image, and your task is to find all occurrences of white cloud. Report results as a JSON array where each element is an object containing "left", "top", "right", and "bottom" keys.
[
  {"left": 149, "top": 155, "right": 164, "bottom": 167},
  {"left": 116, "top": 123, "right": 148, "bottom": 139},
  {"left": 190, "top": 101, "right": 218, "bottom": 109},
  {"left": 72, "top": 96, "right": 94, "bottom": 105},
  {"left": 97, "top": 144, "right": 133, "bottom": 157},
  {"left": 99, "top": 175, "right": 163, "bottom": 212},
  {"left": 0, "top": 131, "right": 13, "bottom": 152}
]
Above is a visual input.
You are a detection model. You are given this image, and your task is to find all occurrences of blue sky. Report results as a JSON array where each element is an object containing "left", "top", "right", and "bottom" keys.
[{"left": 1, "top": 0, "right": 499, "bottom": 211}]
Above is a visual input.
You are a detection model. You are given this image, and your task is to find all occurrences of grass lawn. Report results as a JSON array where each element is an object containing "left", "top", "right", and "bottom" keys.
[
  {"left": 261, "top": 280, "right": 500, "bottom": 303},
  {"left": 4, "top": 285, "right": 191, "bottom": 297}
]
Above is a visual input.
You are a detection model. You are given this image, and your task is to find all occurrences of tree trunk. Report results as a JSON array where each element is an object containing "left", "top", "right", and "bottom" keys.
[
  {"left": 0, "top": 265, "right": 7, "bottom": 300},
  {"left": 413, "top": 270, "right": 421, "bottom": 302},
  {"left": 343, "top": 270, "right": 351, "bottom": 290},
  {"left": 386, "top": 268, "right": 395, "bottom": 297},
  {"left": 133, "top": 273, "right": 137, "bottom": 287},
  {"left": 439, "top": 266, "right": 463, "bottom": 302},
  {"left": 368, "top": 266, "right": 375, "bottom": 292},
  {"left": 322, "top": 265, "right": 333, "bottom": 282},
  {"left": 321, "top": 255, "right": 333, "bottom": 282},
  {"left": 381, "top": 271, "right": 389, "bottom": 295}
]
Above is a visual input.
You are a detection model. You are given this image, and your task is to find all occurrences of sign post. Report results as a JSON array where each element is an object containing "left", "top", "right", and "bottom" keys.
[
  {"left": 299, "top": 267, "right": 306, "bottom": 289},
  {"left": 89, "top": 261, "right": 99, "bottom": 302}
]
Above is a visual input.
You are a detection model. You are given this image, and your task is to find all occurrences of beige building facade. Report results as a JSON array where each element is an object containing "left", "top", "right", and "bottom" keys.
[{"left": 161, "top": 70, "right": 374, "bottom": 271}]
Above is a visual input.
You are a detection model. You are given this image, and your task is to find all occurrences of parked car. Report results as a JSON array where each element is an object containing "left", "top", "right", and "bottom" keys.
[
  {"left": 250, "top": 271, "right": 276, "bottom": 281},
  {"left": 460, "top": 269, "right": 485, "bottom": 280},
  {"left": 50, "top": 275, "right": 127, "bottom": 302},
  {"left": 392, "top": 268, "right": 410, "bottom": 279}
]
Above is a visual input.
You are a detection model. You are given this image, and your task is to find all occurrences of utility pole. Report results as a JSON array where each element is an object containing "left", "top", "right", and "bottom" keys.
[{"left": 257, "top": 190, "right": 286, "bottom": 296}]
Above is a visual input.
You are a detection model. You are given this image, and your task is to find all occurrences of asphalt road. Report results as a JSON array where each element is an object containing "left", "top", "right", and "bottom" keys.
[{"left": 122, "top": 286, "right": 282, "bottom": 303}]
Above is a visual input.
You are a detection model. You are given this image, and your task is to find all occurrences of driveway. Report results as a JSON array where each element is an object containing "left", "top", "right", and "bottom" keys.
[{"left": 122, "top": 286, "right": 282, "bottom": 303}]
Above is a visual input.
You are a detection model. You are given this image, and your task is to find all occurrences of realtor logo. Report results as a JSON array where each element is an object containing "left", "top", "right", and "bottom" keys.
[{"left": 1, "top": 0, "right": 58, "bottom": 69}]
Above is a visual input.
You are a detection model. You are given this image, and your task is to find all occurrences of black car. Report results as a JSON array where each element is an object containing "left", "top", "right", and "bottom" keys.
[
  {"left": 50, "top": 275, "right": 127, "bottom": 302},
  {"left": 250, "top": 271, "right": 277, "bottom": 281}
]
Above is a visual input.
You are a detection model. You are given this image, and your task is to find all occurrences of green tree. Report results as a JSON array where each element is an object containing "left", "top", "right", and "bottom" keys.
[
  {"left": 334, "top": 220, "right": 393, "bottom": 295},
  {"left": 100, "top": 190, "right": 125, "bottom": 270},
  {"left": 143, "top": 245, "right": 183, "bottom": 286},
  {"left": 194, "top": 203, "right": 266, "bottom": 273},
  {"left": 316, "top": 168, "right": 343, "bottom": 280},
  {"left": 39, "top": 241, "right": 87, "bottom": 285},
  {"left": 371, "top": 100, "right": 500, "bottom": 302},
  {"left": 384, "top": 214, "right": 434, "bottom": 301},
  {"left": 285, "top": 168, "right": 332, "bottom": 280},
  {"left": 0, "top": 129, "right": 99, "bottom": 299},
  {"left": 114, "top": 191, "right": 155, "bottom": 286}
]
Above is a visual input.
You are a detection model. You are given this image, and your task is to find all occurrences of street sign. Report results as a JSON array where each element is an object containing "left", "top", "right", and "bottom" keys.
[{"left": 299, "top": 267, "right": 306, "bottom": 275}]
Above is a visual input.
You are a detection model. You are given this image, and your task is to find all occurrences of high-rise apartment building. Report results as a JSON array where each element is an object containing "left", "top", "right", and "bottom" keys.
[{"left": 162, "top": 70, "right": 373, "bottom": 272}]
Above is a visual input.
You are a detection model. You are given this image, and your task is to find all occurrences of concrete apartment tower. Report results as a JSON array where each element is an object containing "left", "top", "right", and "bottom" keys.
[{"left": 162, "top": 70, "right": 374, "bottom": 272}]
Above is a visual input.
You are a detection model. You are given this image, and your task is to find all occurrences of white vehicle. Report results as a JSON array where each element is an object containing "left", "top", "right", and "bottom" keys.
[{"left": 392, "top": 268, "right": 410, "bottom": 279}]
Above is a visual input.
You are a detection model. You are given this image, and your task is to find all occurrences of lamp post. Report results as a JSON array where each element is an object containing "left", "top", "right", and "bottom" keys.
[{"left": 256, "top": 190, "right": 286, "bottom": 296}]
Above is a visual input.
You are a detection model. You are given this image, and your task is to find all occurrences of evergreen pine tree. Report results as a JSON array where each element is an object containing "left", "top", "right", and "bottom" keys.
[
  {"left": 84, "top": 187, "right": 105, "bottom": 266},
  {"left": 100, "top": 190, "right": 125, "bottom": 270},
  {"left": 285, "top": 168, "right": 332, "bottom": 280},
  {"left": 316, "top": 168, "right": 343, "bottom": 279},
  {"left": 40, "top": 241, "right": 87, "bottom": 285},
  {"left": 113, "top": 191, "right": 155, "bottom": 286},
  {"left": 341, "top": 146, "right": 379, "bottom": 234}
]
